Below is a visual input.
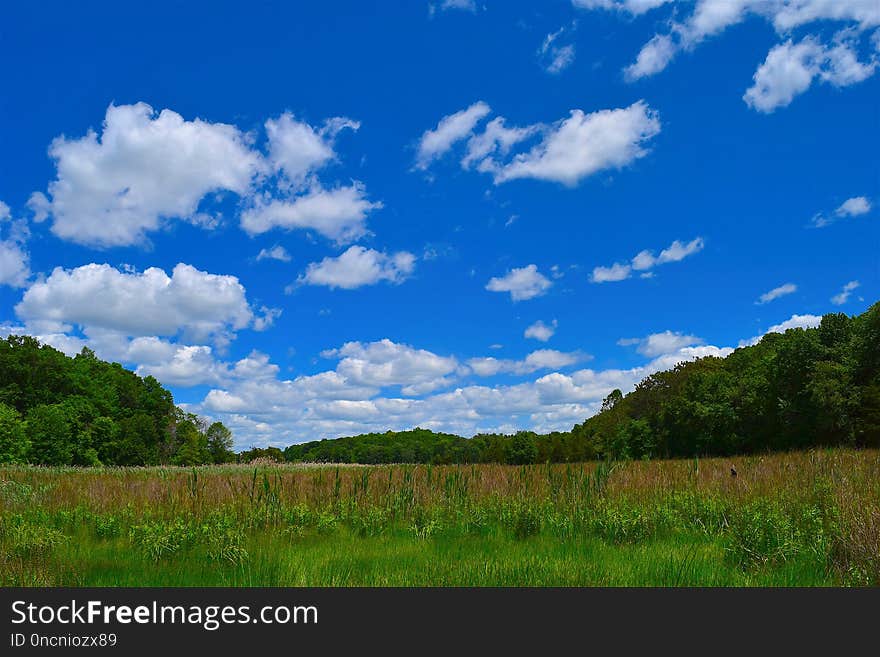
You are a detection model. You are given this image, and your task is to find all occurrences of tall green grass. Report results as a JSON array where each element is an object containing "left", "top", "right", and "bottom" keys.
[{"left": 1, "top": 449, "right": 877, "bottom": 586}]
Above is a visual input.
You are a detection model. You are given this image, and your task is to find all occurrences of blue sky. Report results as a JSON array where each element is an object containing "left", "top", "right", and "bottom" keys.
[{"left": 1, "top": 0, "right": 878, "bottom": 448}]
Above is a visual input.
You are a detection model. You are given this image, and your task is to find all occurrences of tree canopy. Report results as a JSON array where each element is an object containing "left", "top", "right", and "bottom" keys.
[{"left": 0, "top": 336, "right": 233, "bottom": 466}]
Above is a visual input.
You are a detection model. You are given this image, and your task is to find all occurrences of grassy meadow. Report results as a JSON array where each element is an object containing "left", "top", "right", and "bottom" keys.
[{"left": 1, "top": 448, "right": 878, "bottom": 586}]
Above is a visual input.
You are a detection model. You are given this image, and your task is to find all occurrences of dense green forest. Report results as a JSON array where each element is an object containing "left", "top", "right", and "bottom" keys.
[
  {"left": 0, "top": 336, "right": 234, "bottom": 466},
  {"left": 1, "top": 301, "right": 877, "bottom": 466},
  {"left": 284, "top": 302, "right": 880, "bottom": 464}
]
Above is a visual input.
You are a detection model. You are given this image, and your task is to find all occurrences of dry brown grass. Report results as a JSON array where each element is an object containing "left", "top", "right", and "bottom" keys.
[{"left": 2, "top": 448, "right": 877, "bottom": 514}]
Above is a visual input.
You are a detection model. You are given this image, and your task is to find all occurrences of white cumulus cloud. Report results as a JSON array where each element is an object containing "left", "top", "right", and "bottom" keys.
[
  {"left": 490, "top": 102, "right": 661, "bottom": 186},
  {"left": 241, "top": 184, "right": 381, "bottom": 244},
  {"left": 297, "top": 246, "right": 416, "bottom": 290},
  {"left": 591, "top": 262, "right": 632, "bottom": 283},
  {"left": 624, "top": 34, "right": 677, "bottom": 81},
  {"left": 524, "top": 319, "right": 557, "bottom": 342},
  {"left": 324, "top": 339, "right": 461, "bottom": 395},
  {"left": 190, "top": 336, "right": 737, "bottom": 448},
  {"left": 486, "top": 264, "right": 552, "bottom": 301},
  {"left": 813, "top": 195, "right": 873, "bottom": 227},
  {"left": 35, "top": 102, "right": 264, "bottom": 247},
  {"left": 16, "top": 263, "right": 255, "bottom": 344},
  {"left": 744, "top": 36, "right": 877, "bottom": 113},
  {"left": 836, "top": 196, "right": 872, "bottom": 217},
  {"left": 417, "top": 101, "right": 661, "bottom": 187},
  {"left": 33, "top": 103, "right": 382, "bottom": 248},
  {"left": 265, "top": 112, "right": 359, "bottom": 187}
]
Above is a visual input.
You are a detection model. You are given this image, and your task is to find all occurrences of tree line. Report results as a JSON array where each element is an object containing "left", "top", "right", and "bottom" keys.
[
  {"left": 0, "top": 336, "right": 234, "bottom": 466},
  {"left": 284, "top": 302, "right": 879, "bottom": 464},
  {"left": 1, "top": 301, "right": 877, "bottom": 466}
]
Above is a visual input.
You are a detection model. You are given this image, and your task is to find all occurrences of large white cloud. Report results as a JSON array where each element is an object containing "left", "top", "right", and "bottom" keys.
[
  {"left": 297, "top": 246, "right": 416, "bottom": 289},
  {"left": 744, "top": 36, "right": 877, "bottom": 112},
  {"left": 32, "top": 103, "right": 382, "bottom": 248},
  {"left": 0, "top": 251, "right": 276, "bottom": 391},
  {"left": 486, "top": 264, "right": 552, "bottom": 301},
  {"left": 416, "top": 101, "right": 661, "bottom": 186},
  {"left": 15, "top": 262, "right": 257, "bottom": 343},
  {"left": 35, "top": 103, "right": 264, "bottom": 247},
  {"left": 236, "top": 111, "right": 381, "bottom": 243},
  {"left": 489, "top": 102, "right": 661, "bottom": 185}
]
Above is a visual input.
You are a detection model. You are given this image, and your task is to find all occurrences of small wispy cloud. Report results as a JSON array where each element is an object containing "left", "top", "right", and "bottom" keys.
[
  {"left": 539, "top": 24, "right": 577, "bottom": 74},
  {"left": 590, "top": 237, "right": 703, "bottom": 283},
  {"left": 812, "top": 196, "right": 872, "bottom": 228},
  {"left": 757, "top": 282, "right": 797, "bottom": 305},
  {"left": 256, "top": 245, "right": 292, "bottom": 263},
  {"left": 831, "top": 280, "right": 860, "bottom": 306},
  {"left": 428, "top": 0, "right": 477, "bottom": 18}
]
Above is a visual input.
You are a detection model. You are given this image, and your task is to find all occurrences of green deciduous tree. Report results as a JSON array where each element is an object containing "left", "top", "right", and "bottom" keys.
[
  {"left": 206, "top": 421, "right": 235, "bottom": 464},
  {"left": 0, "top": 402, "right": 28, "bottom": 464},
  {"left": 25, "top": 404, "right": 74, "bottom": 466}
]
